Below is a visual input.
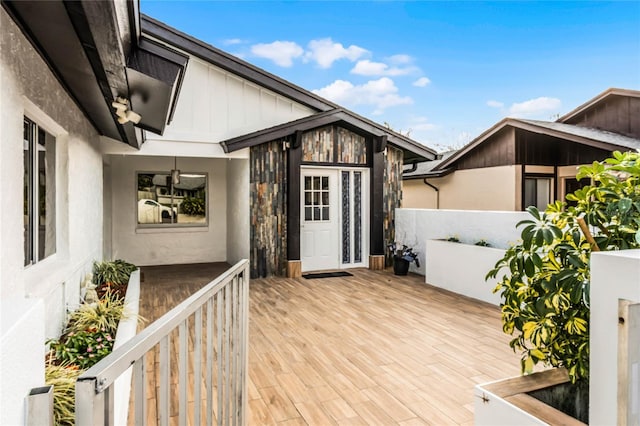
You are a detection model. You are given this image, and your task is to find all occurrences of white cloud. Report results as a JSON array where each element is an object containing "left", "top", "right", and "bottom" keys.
[
  {"left": 223, "top": 38, "right": 244, "bottom": 46},
  {"left": 351, "top": 60, "right": 417, "bottom": 76},
  {"left": 313, "top": 77, "right": 412, "bottom": 114},
  {"left": 412, "top": 77, "right": 431, "bottom": 87},
  {"left": 387, "top": 54, "right": 413, "bottom": 64},
  {"left": 304, "top": 38, "right": 368, "bottom": 68},
  {"left": 250, "top": 41, "right": 304, "bottom": 67},
  {"left": 487, "top": 100, "right": 504, "bottom": 108},
  {"left": 407, "top": 116, "right": 437, "bottom": 131},
  {"left": 509, "top": 97, "right": 561, "bottom": 117}
]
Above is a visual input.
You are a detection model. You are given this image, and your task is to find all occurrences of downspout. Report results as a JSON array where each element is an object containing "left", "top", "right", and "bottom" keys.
[{"left": 423, "top": 178, "right": 440, "bottom": 209}]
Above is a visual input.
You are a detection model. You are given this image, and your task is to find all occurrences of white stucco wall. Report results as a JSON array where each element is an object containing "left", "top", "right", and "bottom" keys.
[
  {"left": 395, "top": 208, "right": 528, "bottom": 276},
  {"left": 226, "top": 159, "right": 250, "bottom": 265},
  {"left": 1, "top": 9, "right": 103, "bottom": 425},
  {"left": 590, "top": 249, "right": 640, "bottom": 426},
  {"left": 425, "top": 240, "right": 505, "bottom": 305},
  {"left": 146, "top": 55, "right": 316, "bottom": 145},
  {"left": 109, "top": 155, "right": 228, "bottom": 266}
]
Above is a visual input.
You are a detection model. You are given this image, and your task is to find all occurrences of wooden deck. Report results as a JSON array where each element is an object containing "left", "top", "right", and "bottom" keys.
[{"left": 136, "top": 264, "right": 521, "bottom": 425}]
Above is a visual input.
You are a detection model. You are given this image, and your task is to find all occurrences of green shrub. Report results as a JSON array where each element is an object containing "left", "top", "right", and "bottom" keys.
[
  {"left": 66, "top": 289, "right": 128, "bottom": 335},
  {"left": 487, "top": 151, "right": 640, "bottom": 383},
  {"left": 181, "top": 197, "right": 205, "bottom": 215},
  {"left": 48, "top": 327, "right": 115, "bottom": 369},
  {"left": 92, "top": 259, "right": 137, "bottom": 287}
]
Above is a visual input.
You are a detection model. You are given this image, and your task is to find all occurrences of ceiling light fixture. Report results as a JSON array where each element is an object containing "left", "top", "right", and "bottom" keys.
[{"left": 111, "top": 96, "right": 142, "bottom": 125}]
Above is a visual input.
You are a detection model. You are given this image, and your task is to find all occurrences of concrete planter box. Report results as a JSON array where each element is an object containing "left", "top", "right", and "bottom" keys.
[
  {"left": 475, "top": 369, "right": 587, "bottom": 425},
  {"left": 425, "top": 239, "right": 505, "bottom": 305},
  {"left": 112, "top": 269, "right": 141, "bottom": 426}
]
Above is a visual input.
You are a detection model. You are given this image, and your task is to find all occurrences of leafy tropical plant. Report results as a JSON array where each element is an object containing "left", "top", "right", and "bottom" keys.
[
  {"left": 45, "top": 363, "right": 82, "bottom": 426},
  {"left": 446, "top": 235, "right": 460, "bottom": 242},
  {"left": 181, "top": 196, "right": 206, "bottom": 215},
  {"left": 67, "top": 289, "right": 130, "bottom": 335},
  {"left": 92, "top": 259, "right": 137, "bottom": 287},
  {"left": 475, "top": 239, "right": 491, "bottom": 247},
  {"left": 487, "top": 151, "right": 640, "bottom": 383}
]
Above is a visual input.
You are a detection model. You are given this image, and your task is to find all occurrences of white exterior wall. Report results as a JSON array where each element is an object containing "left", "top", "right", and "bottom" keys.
[
  {"left": 1, "top": 9, "right": 103, "bottom": 425},
  {"left": 146, "top": 55, "right": 316, "bottom": 145},
  {"left": 425, "top": 240, "right": 505, "bottom": 305},
  {"left": 395, "top": 208, "right": 528, "bottom": 276},
  {"left": 109, "top": 155, "right": 228, "bottom": 266},
  {"left": 226, "top": 159, "right": 250, "bottom": 265},
  {"left": 590, "top": 249, "right": 640, "bottom": 425}
]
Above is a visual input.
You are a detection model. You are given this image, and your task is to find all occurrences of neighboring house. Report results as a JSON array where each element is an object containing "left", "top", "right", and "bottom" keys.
[
  {"left": 0, "top": 3, "right": 435, "bottom": 423},
  {"left": 403, "top": 88, "right": 640, "bottom": 211}
]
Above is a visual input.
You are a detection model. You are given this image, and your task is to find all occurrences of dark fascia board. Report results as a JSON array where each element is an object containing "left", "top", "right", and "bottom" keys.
[
  {"left": 435, "top": 117, "right": 633, "bottom": 171},
  {"left": 140, "top": 14, "right": 337, "bottom": 113},
  {"left": 558, "top": 87, "right": 640, "bottom": 123},
  {"left": 221, "top": 108, "right": 438, "bottom": 161},
  {"left": 402, "top": 168, "right": 454, "bottom": 180}
]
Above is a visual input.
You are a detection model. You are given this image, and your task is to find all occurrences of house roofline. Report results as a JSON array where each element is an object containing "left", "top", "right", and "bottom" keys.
[
  {"left": 220, "top": 108, "right": 438, "bottom": 161},
  {"left": 434, "top": 117, "right": 639, "bottom": 171},
  {"left": 140, "top": 14, "right": 338, "bottom": 113},
  {"left": 558, "top": 87, "right": 640, "bottom": 123}
]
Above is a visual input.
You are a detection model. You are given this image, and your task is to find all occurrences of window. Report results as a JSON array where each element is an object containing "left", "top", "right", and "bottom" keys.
[
  {"left": 24, "top": 117, "right": 56, "bottom": 266},
  {"left": 304, "top": 176, "right": 330, "bottom": 221},
  {"left": 524, "top": 176, "right": 553, "bottom": 210},
  {"left": 136, "top": 172, "right": 207, "bottom": 226}
]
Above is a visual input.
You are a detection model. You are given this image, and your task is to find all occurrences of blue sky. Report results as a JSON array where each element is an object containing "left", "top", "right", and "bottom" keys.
[{"left": 141, "top": 1, "right": 640, "bottom": 151}]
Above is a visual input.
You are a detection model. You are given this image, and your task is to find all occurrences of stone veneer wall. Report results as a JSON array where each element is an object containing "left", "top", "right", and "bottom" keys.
[{"left": 250, "top": 141, "right": 287, "bottom": 277}]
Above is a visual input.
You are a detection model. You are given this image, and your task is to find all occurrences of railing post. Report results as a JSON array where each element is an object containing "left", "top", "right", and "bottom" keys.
[{"left": 76, "top": 378, "right": 105, "bottom": 425}]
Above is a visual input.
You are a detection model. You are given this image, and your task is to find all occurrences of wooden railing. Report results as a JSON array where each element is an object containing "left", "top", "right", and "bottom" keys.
[{"left": 75, "top": 260, "right": 250, "bottom": 425}]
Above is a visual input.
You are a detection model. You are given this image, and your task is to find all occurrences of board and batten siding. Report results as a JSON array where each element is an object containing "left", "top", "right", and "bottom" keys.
[
  {"left": 154, "top": 56, "right": 316, "bottom": 144},
  {"left": 250, "top": 141, "right": 287, "bottom": 278},
  {"left": 384, "top": 146, "right": 404, "bottom": 263}
]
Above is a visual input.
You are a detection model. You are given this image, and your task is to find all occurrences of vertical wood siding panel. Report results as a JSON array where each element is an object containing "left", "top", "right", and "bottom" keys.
[
  {"left": 209, "top": 67, "right": 228, "bottom": 135},
  {"left": 227, "top": 75, "right": 244, "bottom": 130}
]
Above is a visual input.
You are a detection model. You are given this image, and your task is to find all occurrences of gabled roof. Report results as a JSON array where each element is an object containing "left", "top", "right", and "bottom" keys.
[
  {"left": 141, "top": 15, "right": 337, "bottom": 113},
  {"left": 558, "top": 88, "right": 640, "bottom": 123},
  {"left": 220, "top": 108, "right": 438, "bottom": 162},
  {"left": 3, "top": 1, "right": 187, "bottom": 148},
  {"left": 435, "top": 117, "right": 640, "bottom": 171}
]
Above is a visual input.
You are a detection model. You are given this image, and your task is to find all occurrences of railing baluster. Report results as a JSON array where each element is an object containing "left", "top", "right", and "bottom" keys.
[
  {"left": 179, "top": 320, "right": 187, "bottom": 426},
  {"left": 134, "top": 353, "right": 146, "bottom": 425},
  {"left": 73, "top": 260, "right": 249, "bottom": 426},
  {"left": 206, "top": 297, "right": 214, "bottom": 426},
  {"left": 217, "top": 289, "right": 224, "bottom": 425},
  {"left": 241, "top": 269, "right": 249, "bottom": 424},
  {"left": 195, "top": 306, "right": 203, "bottom": 426},
  {"left": 232, "top": 276, "right": 238, "bottom": 426},
  {"left": 159, "top": 336, "right": 170, "bottom": 426}
]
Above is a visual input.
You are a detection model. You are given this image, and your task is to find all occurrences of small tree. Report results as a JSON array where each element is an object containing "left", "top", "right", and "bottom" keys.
[{"left": 487, "top": 151, "right": 640, "bottom": 383}]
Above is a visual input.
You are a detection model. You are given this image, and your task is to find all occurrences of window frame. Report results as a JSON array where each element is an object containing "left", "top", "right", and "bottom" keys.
[
  {"left": 23, "top": 115, "right": 57, "bottom": 267},
  {"left": 135, "top": 171, "right": 209, "bottom": 229},
  {"left": 523, "top": 173, "right": 555, "bottom": 211}
]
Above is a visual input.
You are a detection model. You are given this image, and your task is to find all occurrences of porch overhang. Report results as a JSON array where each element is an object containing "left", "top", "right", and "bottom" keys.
[
  {"left": 3, "top": 0, "right": 187, "bottom": 148},
  {"left": 220, "top": 108, "right": 438, "bottom": 163}
]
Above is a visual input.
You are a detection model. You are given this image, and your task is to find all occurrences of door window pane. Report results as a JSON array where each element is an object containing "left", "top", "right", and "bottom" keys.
[
  {"left": 524, "top": 177, "right": 552, "bottom": 211},
  {"left": 354, "top": 171, "right": 362, "bottom": 263},
  {"left": 342, "top": 171, "right": 350, "bottom": 263},
  {"left": 303, "top": 174, "right": 330, "bottom": 222}
]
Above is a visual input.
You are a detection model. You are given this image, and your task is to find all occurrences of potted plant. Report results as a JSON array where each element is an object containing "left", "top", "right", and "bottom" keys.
[{"left": 388, "top": 242, "right": 420, "bottom": 275}]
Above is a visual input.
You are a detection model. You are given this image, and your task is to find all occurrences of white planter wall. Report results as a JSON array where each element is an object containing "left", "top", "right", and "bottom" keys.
[
  {"left": 425, "top": 240, "right": 504, "bottom": 305},
  {"left": 395, "top": 208, "right": 528, "bottom": 275},
  {"left": 590, "top": 249, "right": 640, "bottom": 425}
]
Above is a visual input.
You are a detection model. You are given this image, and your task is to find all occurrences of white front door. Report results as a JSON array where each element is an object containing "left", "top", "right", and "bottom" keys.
[
  {"left": 300, "top": 168, "right": 368, "bottom": 272},
  {"left": 301, "top": 169, "right": 339, "bottom": 272}
]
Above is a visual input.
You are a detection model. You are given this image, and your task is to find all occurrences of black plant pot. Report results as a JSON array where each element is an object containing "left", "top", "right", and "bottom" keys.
[{"left": 393, "top": 257, "right": 410, "bottom": 275}]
